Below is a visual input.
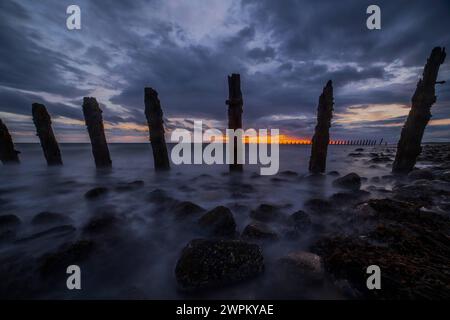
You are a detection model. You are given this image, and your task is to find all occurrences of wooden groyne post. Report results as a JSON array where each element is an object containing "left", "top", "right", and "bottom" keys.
[
  {"left": 82, "top": 97, "right": 112, "bottom": 168},
  {"left": 144, "top": 87, "right": 170, "bottom": 171},
  {"left": 32, "top": 103, "right": 62, "bottom": 165},
  {"left": 0, "top": 119, "right": 20, "bottom": 164},
  {"left": 393, "top": 47, "right": 446, "bottom": 174},
  {"left": 309, "top": 80, "right": 334, "bottom": 174},
  {"left": 226, "top": 73, "right": 244, "bottom": 172}
]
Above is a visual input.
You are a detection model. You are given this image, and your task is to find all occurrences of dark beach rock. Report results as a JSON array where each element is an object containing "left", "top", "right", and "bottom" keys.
[
  {"left": 370, "top": 176, "right": 380, "bottom": 183},
  {"left": 15, "top": 225, "right": 75, "bottom": 244},
  {"left": 287, "top": 210, "right": 311, "bottom": 231},
  {"left": 84, "top": 187, "right": 108, "bottom": 199},
  {"left": 0, "top": 230, "right": 16, "bottom": 243},
  {"left": 348, "top": 152, "right": 363, "bottom": 157},
  {"left": 314, "top": 198, "right": 450, "bottom": 299},
  {"left": 146, "top": 189, "right": 174, "bottom": 204},
  {"left": 198, "top": 206, "right": 236, "bottom": 237},
  {"left": 115, "top": 180, "right": 144, "bottom": 192},
  {"left": 241, "top": 222, "right": 278, "bottom": 241},
  {"left": 304, "top": 198, "right": 332, "bottom": 213},
  {"left": 250, "top": 204, "right": 283, "bottom": 222},
  {"left": 332, "top": 173, "right": 361, "bottom": 191},
  {"left": 31, "top": 212, "right": 72, "bottom": 226},
  {"left": 440, "top": 171, "right": 450, "bottom": 182},
  {"left": 355, "top": 148, "right": 364, "bottom": 152},
  {"left": 329, "top": 190, "right": 370, "bottom": 206},
  {"left": 327, "top": 171, "right": 340, "bottom": 176},
  {"left": 392, "top": 184, "right": 437, "bottom": 207},
  {"left": 83, "top": 213, "right": 118, "bottom": 234},
  {"left": 408, "top": 169, "right": 434, "bottom": 181},
  {"left": 369, "top": 156, "right": 392, "bottom": 163},
  {"left": 0, "top": 214, "right": 21, "bottom": 230},
  {"left": 280, "top": 170, "right": 298, "bottom": 177},
  {"left": 277, "top": 251, "right": 324, "bottom": 283},
  {"left": 175, "top": 239, "right": 264, "bottom": 291},
  {"left": 172, "top": 201, "right": 205, "bottom": 219},
  {"left": 40, "top": 240, "right": 95, "bottom": 276}
]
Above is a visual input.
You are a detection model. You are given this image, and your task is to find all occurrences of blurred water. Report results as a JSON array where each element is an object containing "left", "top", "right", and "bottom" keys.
[{"left": 0, "top": 143, "right": 394, "bottom": 299}]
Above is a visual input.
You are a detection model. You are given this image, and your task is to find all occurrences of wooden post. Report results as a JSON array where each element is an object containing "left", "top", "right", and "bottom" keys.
[
  {"left": 82, "top": 97, "right": 112, "bottom": 168},
  {"left": 379, "top": 138, "right": 384, "bottom": 145},
  {"left": 309, "top": 80, "right": 334, "bottom": 174},
  {"left": 393, "top": 47, "right": 446, "bottom": 174},
  {"left": 32, "top": 103, "right": 62, "bottom": 166},
  {"left": 226, "top": 74, "right": 244, "bottom": 172},
  {"left": 144, "top": 87, "right": 170, "bottom": 171},
  {"left": 0, "top": 119, "right": 20, "bottom": 164}
]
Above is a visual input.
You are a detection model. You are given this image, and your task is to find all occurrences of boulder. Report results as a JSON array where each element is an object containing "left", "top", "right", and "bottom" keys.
[
  {"left": 175, "top": 239, "right": 264, "bottom": 291},
  {"left": 277, "top": 251, "right": 324, "bottom": 282},
  {"left": 31, "top": 212, "right": 72, "bottom": 226},
  {"left": 332, "top": 173, "right": 361, "bottom": 191},
  {"left": 408, "top": 169, "right": 434, "bottom": 181},
  {"left": 241, "top": 222, "right": 278, "bottom": 241},
  {"left": 172, "top": 201, "right": 205, "bottom": 219},
  {"left": 287, "top": 210, "right": 311, "bottom": 231},
  {"left": 15, "top": 225, "right": 75, "bottom": 243},
  {"left": 250, "top": 204, "right": 283, "bottom": 222},
  {"left": 0, "top": 214, "right": 21, "bottom": 230},
  {"left": 84, "top": 187, "right": 108, "bottom": 200},
  {"left": 198, "top": 206, "right": 236, "bottom": 237},
  {"left": 83, "top": 213, "right": 118, "bottom": 234}
]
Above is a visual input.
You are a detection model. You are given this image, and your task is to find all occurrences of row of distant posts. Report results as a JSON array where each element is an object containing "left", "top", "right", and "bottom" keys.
[{"left": 0, "top": 47, "right": 446, "bottom": 175}]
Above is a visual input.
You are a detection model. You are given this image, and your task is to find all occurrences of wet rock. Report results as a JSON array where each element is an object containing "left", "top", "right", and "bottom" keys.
[
  {"left": 15, "top": 225, "right": 75, "bottom": 244},
  {"left": 175, "top": 239, "right": 264, "bottom": 291},
  {"left": 277, "top": 251, "right": 324, "bottom": 283},
  {"left": 280, "top": 170, "right": 298, "bottom": 177},
  {"left": 288, "top": 210, "right": 312, "bottom": 230},
  {"left": 198, "top": 206, "right": 236, "bottom": 237},
  {"left": 370, "top": 176, "right": 380, "bottom": 183},
  {"left": 408, "top": 169, "right": 434, "bottom": 181},
  {"left": 84, "top": 187, "right": 108, "bottom": 200},
  {"left": 146, "top": 189, "right": 174, "bottom": 204},
  {"left": 115, "top": 180, "right": 144, "bottom": 192},
  {"left": 0, "top": 214, "right": 21, "bottom": 230},
  {"left": 348, "top": 152, "right": 363, "bottom": 157},
  {"left": 172, "top": 201, "right": 205, "bottom": 219},
  {"left": 304, "top": 198, "right": 332, "bottom": 213},
  {"left": 355, "top": 148, "right": 364, "bottom": 152},
  {"left": 241, "top": 222, "right": 278, "bottom": 241},
  {"left": 332, "top": 173, "right": 361, "bottom": 191},
  {"left": 329, "top": 190, "right": 370, "bottom": 206},
  {"left": 31, "top": 212, "right": 72, "bottom": 226},
  {"left": 250, "top": 204, "right": 283, "bottom": 222},
  {"left": 314, "top": 198, "right": 450, "bottom": 299},
  {"left": 40, "top": 240, "right": 95, "bottom": 276},
  {"left": 392, "top": 184, "right": 435, "bottom": 207},
  {"left": 327, "top": 171, "right": 340, "bottom": 176},
  {"left": 83, "top": 213, "right": 118, "bottom": 234},
  {"left": 0, "top": 230, "right": 16, "bottom": 243},
  {"left": 369, "top": 156, "right": 392, "bottom": 163}
]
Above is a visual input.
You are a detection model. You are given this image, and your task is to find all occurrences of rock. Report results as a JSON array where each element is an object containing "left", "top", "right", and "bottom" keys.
[
  {"left": 0, "top": 230, "right": 16, "bottom": 243},
  {"left": 280, "top": 170, "right": 298, "bottom": 177},
  {"left": 84, "top": 187, "right": 108, "bottom": 199},
  {"left": 146, "top": 189, "right": 174, "bottom": 204},
  {"left": 198, "top": 206, "right": 236, "bottom": 237},
  {"left": 172, "top": 201, "right": 205, "bottom": 219},
  {"left": 355, "top": 148, "right": 364, "bottom": 152},
  {"left": 277, "top": 251, "right": 323, "bottom": 282},
  {"left": 408, "top": 169, "right": 434, "bottom": 181},
  {"left": 115, "top": 180, "right": 144, "bottom": 192},
  {"left": 304, "top": 198, "right": 332, "bottom": 212},
  {"left": 329, "top": 190, "right": 370, "bottom": 206},
  {"left": 369, "top": 156, "right": 392, "bottom": 163},
  {"left": 83, "top": 213, "right": 118, "bottom": 234},
  {"left": 31, "top": 212, "right": 72, "bottom": 226},
  {"left": 250, "top": 204, "right": 283, "bottom": 222},
  {"left": 40, "top": 240, "right": 95, "bottom": 276},
  {"left": 175, "top": 239, "right": 264, "bottom": 291},
  {"left": 332, "top": 173, "right": 361, "bottom": 191},
  {"left": 0, "top": 214, "right": 21, "bottom": 230},
  {"left": 348, "top": 152, "right": 363, "bottom": 157},
  {"left": 392, "top": 184, "right": 436, "bottom": 207},
  {"left": 287, "top": 210, "right": 311, "bottom": 231},
  {"left": 15, "top": 225, "right": 75, "bottom": 244},
  {"left": 440, "top": 171, "right": 450, "bottom": 182},
  {"left": 370, "top": 176, "right": 380, "bottom": 183},
  {"left": 241, "top": 222, "right": 278, "bottom": 241},
  {"left": 327, "top": 171, "right": 340, "bottom": 176}
]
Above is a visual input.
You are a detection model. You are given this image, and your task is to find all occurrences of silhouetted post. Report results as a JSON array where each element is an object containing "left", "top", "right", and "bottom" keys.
[
  {"left": 379, "top": 138, "right": 384, "bottom": 145},
  {"left": 144, "top": 88, "right": 170, "bottom": 171},
  {"left": 226, "top": 74, "right": 244, "bottom": 172},
  {"left": 32, "top": 103, "right": 62, "bottom": 166},
  {"left": 82, "top": 97, "right": 112, "bottom": 168},
  {"left": 309, "top": 80, "right": 334, "bottom": 174},
  {"left": 393, "top": 47, "right": 446, "bottom": 174},
  {"left": 0, "top": 119, "right": 20, "bottom": 164}
]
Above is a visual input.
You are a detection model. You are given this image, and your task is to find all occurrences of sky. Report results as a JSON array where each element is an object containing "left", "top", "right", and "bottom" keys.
[{"left": 0, "top": 0, "right": 449, "bottom": 143}]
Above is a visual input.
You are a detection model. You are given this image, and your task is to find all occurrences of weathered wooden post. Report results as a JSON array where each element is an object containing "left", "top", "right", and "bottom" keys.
[
  {"left": 226, "top": 74, "right": 244, "bottom": 172},
  {"left": 393, "top": 47, "right": 446, "bottom": 174},
  {"left": 0, "top": 119, "right": 20, "bottom": 164},
  {"left": 379, "top": 138, "right": 384, "bottom": 145},
  {"left": 82, "top": 97, "right": 112, "bottom": 168},
  {"left": 309, "top": 80, "right": 334, "bottom": 174},
  {"left": 144, "top": 87, "right": 170, "bottom": 171},
  {"left": 32, "top": 103, "right": 62, "bottom": 166}
]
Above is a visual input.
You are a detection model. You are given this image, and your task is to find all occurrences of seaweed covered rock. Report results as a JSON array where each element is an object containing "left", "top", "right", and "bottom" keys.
[
  {"left": 314, "top": 198, "right": 450, "bottom": 299},
  {"left": 332, "top": 173, "right": 361, "bottom": 191},
  {"left": 198, "top": 206, "right": 236, "bottom": 237},
  {"left": 175, "top": 239, "right": 264, "bottom": 291}
]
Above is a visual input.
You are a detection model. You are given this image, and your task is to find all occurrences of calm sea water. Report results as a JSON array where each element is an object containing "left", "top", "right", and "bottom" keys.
[{"left": 0, "top": 143, "right": 396, "bottom": 299}]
